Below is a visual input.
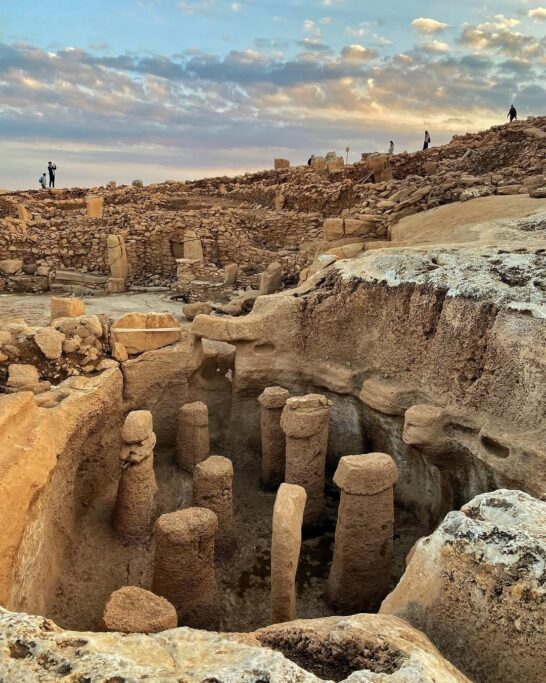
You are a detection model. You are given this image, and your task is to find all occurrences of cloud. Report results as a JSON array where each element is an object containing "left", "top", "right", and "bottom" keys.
[
  {"left": 411, "top": 18, "right": 448, "bottom": 34},
  {"left": 460, "top": 22, "right": 546, "bottom": 59},
  {"left": 340, "top": 45, "right": 377, "bottom": 61},
  {"left": 419, "top": 40, "right": 450, "bottom": 53},
  {"left": 176, "top": 0, "right": 216, "bottom": 15},
  {"left": 528, "top": 7, "right": 546, "bottom": 20}
]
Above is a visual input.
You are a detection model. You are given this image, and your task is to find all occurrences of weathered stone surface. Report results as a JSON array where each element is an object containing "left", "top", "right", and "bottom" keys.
[
  {"left": 259, "top": 261, "right": 283, "bottom": 295},
  {"left": 50, "top": 297, "right": 86, "bottom": 320},
  {"left": 122, "top": 410, "right": 153, "bottom": 443},
  {"left": 106, "top": 234, "right": 129, "bottom": 281},
  {"left": 33, "top": 328, "right": 65, "bottom": 360},
  {"left": 0, "top": 609, "right": 470, "bottom": 682},
  {"left": 112, "top": 312, "right": 181, "bottom": 355},
  {"left": 7, "top": 364, "right": 39, "bottom": 387},
  {"left": 183, "top": 301, "right": 212, "bottom": 321},
  {"left": 193, "top": 455, "right": 234, "bottom": 554},
  {"left": 0, "top": 259, "right": 23, "bottom": 275},
  {"left": 259, "top": 386, "right": 290, "bottom": 488},
  {"left": 86, "top": 196, "right": 104, "bottom": 218},
  {"left": 177, "top": 401, "right": 209, "bottom": 473},
  {"left": 271, "top": 483, "right": 306, "bottom": 624},
  {"left": 183, "top": 229, "right": 204, "bottom": 263},
  {"left": 381, "top": 489, "right": 546, "bottom": 683},
  {"left": 103, "top": 586, "right": 177, "bottom": 633}
]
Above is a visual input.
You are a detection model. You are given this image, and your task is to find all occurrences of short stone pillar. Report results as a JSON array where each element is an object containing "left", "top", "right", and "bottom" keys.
[
  {"left": 274, "top": 158, "right": 290, "bottom": 170},
  {"left": 113, "top": 410, "right": 159, "bottom": 542},
  {"left": 103, "top": 586, "right": 177, "bottom": 633},
  {"left": 17, "top": 204, "right": 30, "bottom": 221},
  {"left": 183, "top": 229, "right": 204, "bottom": 263},
  {"left": 86, "top": 196, "right": 104, "bottom": 218},
  {"left": 271, "top": 483, "right": 306, "bottom": 624},
  {"left": 193, "top": 455, "right": 234, "bottom": 556},
  {"left": 281, "top": 394, "right": 331, "bottom": 528},
  {"left": 259, "top": 262, "right": 283, "bottom": 295},
  {"left": 151, "top": 508, "right": 219, "bottom": 628},
  {"left": 327, "top": 453, "right": 398, "bottom": 612},
  {"left": 258, "top": 386, "right": 290, "bottom": 489},
  {"left": 177, "top": 401, "right": 210, "bottom": 473}
]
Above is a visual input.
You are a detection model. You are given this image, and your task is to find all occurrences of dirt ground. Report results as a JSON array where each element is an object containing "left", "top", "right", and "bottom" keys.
[
  {"left": 49, "top": 439, "right": 426, "bottom": 634},
  {"left": 0, "top": 291, "right": 186, "bottom": 327}
]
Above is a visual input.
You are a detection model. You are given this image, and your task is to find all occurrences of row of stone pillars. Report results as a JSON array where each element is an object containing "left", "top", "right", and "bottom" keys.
[
  {"left": 261, "top": 387, "right": 399, "bottom": 621},
  {"left": 112, "top": 404, "right": 233, "bottom": 630}
]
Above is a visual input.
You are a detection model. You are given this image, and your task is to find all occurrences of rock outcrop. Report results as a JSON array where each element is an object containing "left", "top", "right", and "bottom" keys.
[{"left": 381, "top": 489, "right": 546, "bottom": 683}]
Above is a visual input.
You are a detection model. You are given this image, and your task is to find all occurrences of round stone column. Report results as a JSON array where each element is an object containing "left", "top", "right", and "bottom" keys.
[
  {"left": 193, "top": 455, "right": 234, "bottom": 556},
  {"left": 152, "top": 508, "right": 219, "bottom": 629},
  {"left": 177, "top": 401, "right": 210, "bottom": 473},
  {"left": 280, "top": 394, "right": 331, "bottom": 528},
  {"left": 258, "top": 386, "right": 290, "bottom": 489},
  {"left": 113, "top": 410, "right": 158, "bottom": 542},
  {"left": 271, "top": 483, "right": 307, "bottom": 624},
  {"left": 327, "top": 453, "right": 398, "bottom": 612}
]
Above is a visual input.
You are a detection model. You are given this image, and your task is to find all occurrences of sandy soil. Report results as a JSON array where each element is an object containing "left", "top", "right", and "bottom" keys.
[{"left": 0, "top": 291, "right": 188, "bottom": 327}]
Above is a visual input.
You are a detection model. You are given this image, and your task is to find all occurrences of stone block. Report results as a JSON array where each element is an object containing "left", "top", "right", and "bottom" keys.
[
  {"left": 7, "top": 364, "right": 39, "bottom": 388},
  {"left": 50, "top": 297, "right": 86, "bottom": 320},
  {"left": 323, "top": 218, "right": 344, "bottom": 241},
  {"left": 86, "top": 196, "right": 104, "bottom": 218},
  {"left": 112, "top": 312, "right": 181, "bottom": 355},
  {"left": 103, "top": 586, "right": 177, "bottom": 633},
  {"left": 0, "top": 259, "right": 23, "bottom": 275},
  {"left": 34, "top": 328, "right": 65, "bottom": 360},
  {"left": 274, "top": 158, "right": 290, "bottom": 170}
]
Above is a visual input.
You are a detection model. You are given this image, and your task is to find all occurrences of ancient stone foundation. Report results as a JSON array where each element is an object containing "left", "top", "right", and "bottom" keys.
[
  {"left": 281, "top": 394, "right": 332, "bottom": 528},
  {"left": 151, "top": 508, "right": 219, "bottom": 629},
  {"left": 113, "top": 411, "right": 158, "bottom": 542},
  {"left": 270, "top": 483, "right": 306, "bottom": 624},
  {"left": 328, "top": 453, "right": 398, "bottom": 612},
  {"left": 193, "top": 455, "right": 234, "bottom": 556},
  {"left": 258, "top": 386, "right": 290, "bottom": 489},
  {"left": 103, "top": 586, "right": 177, "bottom": 633},
  {"left": 177, "top": 401, "right": 210, "bottom": 473}
]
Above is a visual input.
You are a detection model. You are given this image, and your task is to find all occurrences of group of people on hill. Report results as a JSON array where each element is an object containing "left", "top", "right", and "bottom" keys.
[
  {"left": 39, "top": 161, "right": 57, "bottom": 189},
  {"left": 385, "top": 105, "right": 518, "bottom": 156}
]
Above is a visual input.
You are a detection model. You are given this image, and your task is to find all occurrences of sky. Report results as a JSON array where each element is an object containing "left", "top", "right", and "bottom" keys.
[{"left": 0, "top": 0, "right": 545, "bottom": 189}]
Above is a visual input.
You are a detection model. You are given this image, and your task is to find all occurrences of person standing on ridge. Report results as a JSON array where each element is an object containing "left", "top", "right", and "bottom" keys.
[
  {"left": 423, "top": 131, "right": 431, "bottom": 151},
  {"left": 388, "top": 141, "right": 394, "bottom": 155},
  {"left": 48, "top": 161, "right": 57, "bottom": 188},
  {"left": 507, "top": 105, "right": 517, "bottom": 123}
]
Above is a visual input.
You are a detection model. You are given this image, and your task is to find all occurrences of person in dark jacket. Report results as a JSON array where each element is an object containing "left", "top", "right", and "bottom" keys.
[
  {"left": 48, "top": 161, "right": 57, "bottom": 188},
  {"left": 507, "top": 105, "right": 517, "bottom": 122},
  {"left": 423, "top": 131, "right": 431, "bottom": 150}
]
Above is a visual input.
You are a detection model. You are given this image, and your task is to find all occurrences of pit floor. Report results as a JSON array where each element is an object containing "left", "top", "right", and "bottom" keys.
[{"left": 49, "top": 443, "right": 428, "bottom": 633}]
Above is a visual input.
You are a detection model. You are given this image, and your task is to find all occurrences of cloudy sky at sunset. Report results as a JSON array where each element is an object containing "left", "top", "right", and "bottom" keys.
[{"left": 0, "top": 0, "right": 545, "bottom": 189}]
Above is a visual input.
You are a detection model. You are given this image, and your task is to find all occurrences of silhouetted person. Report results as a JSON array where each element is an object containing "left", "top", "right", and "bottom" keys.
[
  {"left": 423, "top": 131, "right": 431, "bottom": 151},
  {"left": 48, "top": 161, "right": 57, "bottom": 188},
  {"left": 307, "top": 154, "right": 315, "bottom": 166},
  {"left": 508, "top": 105, "right": 517, "bottom": 123},
  {"left": 388, "top": 141, "right": 394, "bottom": 155},
  {"left": 39, "top": 173, "right": 47, "bottom": 190}
]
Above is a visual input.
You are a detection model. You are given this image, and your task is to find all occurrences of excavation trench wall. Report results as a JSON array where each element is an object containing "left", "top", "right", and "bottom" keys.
[{"left": 194, "top": 274, "right": 545, "bottom": 526}]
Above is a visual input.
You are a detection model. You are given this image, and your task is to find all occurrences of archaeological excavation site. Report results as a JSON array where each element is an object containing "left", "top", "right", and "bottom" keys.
[{"left": 0, "top": 118, "right": 544, "bottom": 682}]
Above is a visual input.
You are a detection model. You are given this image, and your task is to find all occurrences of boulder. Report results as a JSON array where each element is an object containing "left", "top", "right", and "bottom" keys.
[
  {"left": 34, "top": 328, "right": 65, "bottom": 360},
  {"left": 381, "top": 489, "right": 546, "bottom": 683},
  {"left": 103, "top": 587, "right": 177, "bottom": 634},
  {"left": 183, "top": 302, "right": 212, "bottom": 321},
  {"left": 112, "top": 313, "right": 181, "bottom": 355},
  {"left": 0, "top": 259, "right": 23, "bottom": 275},
  {"left": 50, "top": 297, "right": 86, "bottom": 320},
  {"left": 7, "top": 364, "right": 39, "bottom": 388}
]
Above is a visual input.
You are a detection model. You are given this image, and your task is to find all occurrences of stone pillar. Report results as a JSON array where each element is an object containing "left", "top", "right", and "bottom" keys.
[
  {"left": 17, "top": 204, "right": 30, "bottom": 221},
  {"left": 193, "top": 455, "right": 234, "bottom": 556},
  {"left": 86, "top": 196, "right": 104, "bottom": 218},
  {"left": 183, "top": 229, "right": 204, "bottom": 263},
  {"left": 327, "top": 453, "right": 398, "bottom": 612},
  {"left": 113, "top": 410, "right": 159, "bottom": 542},
  {"left": 106, "top": 234, "right": 128, "bottom": 293},
  {"left": 259, "top": 262, "right": 283, "bottom": 295},
  {"left": 103, "top": 586, "right": 177, "bottom": 633},
  {"left": 151, "top": 508, "right": 219, "bottom": 628},
  {"left": 177, "top": 401, "right": 210, "bottom": 473},
  {"left": 281, "top": 394, "right": 331, "bottom": 528},
  {"left": 224, "top": 263, "right": 239, "bottom": 286},
  {"left": 258, "top": 386, "right": 290, "bottom": 489},
  {"left": 271, "top": 483, "right": 306, "bottom": 624}
]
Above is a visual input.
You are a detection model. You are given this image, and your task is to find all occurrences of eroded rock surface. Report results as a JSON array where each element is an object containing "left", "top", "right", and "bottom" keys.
[
  {"left": 0, "top": 609, "right": 470, "bottom": 682},
  {"left": 381, "top": 489, "right": 546, "bottom": 683}
]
